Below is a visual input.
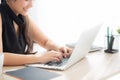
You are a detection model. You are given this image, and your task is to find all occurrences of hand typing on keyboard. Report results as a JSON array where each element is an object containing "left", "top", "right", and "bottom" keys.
[
  {"left": 58, "top": 46, "right": 72, "bottom": 58},
  {"left": 36, "top": 50, "right": 63, "bottom": 64},
  {"left": 37, "top": 46, "right": 72, "bottom": 64}
]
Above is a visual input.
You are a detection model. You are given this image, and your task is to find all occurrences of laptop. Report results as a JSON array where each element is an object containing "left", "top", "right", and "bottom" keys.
[{"left": 27, "top": 24, "right": 102, "bottom": 70}]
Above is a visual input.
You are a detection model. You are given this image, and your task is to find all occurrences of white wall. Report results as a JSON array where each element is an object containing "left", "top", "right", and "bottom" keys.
[{"left": 29, "top": 0, "right": 120, "bottom": 47}]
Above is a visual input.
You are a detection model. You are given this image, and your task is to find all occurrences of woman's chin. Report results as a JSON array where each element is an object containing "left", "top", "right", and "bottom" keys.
[{"left": 21, "top": 12, "right": 28, "bottom": 16}]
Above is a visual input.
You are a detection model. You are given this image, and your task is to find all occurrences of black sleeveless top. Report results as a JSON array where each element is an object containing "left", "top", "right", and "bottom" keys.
[{"left": 0, "top": 2, "right": 27, "bottom": 54}]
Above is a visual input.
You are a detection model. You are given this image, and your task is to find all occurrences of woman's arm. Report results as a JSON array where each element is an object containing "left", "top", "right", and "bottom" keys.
[
  {"left": 27, "top": 16, "right": 72, "bottom": 57},
  {"left": 27, "top": 16, "right": 60, "bottom": 51},
  {"left": 4, "top": 50, "right": 62, "bottom": 66},
  {"left": 4, "top": 53, "right": 38, "bottom": 66}
]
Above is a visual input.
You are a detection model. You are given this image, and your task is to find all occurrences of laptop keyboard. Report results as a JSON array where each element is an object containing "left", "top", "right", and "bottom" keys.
[{"left": 46, "top": 58, "right": 69, "bottom": 67}]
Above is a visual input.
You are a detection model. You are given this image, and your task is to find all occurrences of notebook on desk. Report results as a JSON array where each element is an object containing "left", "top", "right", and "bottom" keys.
[
  {"left": 27, "top": 24, "right": 102, "bottom": 70},
  {"left": 5, "top": 67, "right": 60, "bottom": 80}
]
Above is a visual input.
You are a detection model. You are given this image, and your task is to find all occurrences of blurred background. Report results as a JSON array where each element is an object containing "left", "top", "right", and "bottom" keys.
[{"left": 29, "top": 0, "right": 120, "bottom": 51}]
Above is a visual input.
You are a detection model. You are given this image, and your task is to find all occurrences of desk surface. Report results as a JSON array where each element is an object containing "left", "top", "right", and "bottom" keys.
[{"left": 2, "top": 50, "right": 120, "bottom": 80}]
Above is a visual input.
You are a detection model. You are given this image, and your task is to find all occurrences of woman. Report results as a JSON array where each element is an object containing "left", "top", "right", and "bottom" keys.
[{"left": 0, "top": 0, "right": 72, "bottom": 66}]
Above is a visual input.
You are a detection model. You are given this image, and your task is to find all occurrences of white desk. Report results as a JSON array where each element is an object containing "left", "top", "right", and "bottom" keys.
[{"left": 2, "top": 50, "right": 120, "bottom": 80}]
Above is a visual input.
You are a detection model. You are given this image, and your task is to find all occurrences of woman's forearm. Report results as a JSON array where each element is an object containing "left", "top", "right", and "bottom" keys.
[
  {"left": 4, "top": 53, "right": 38, "bottom": 66},
  {"left": 44, "top": 39, "right": 60, "bottom": 51}
]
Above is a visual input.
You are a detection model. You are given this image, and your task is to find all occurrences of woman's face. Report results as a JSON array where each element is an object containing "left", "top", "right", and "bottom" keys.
[{"left": 8, "top": 0, "right": 34, "bottom": 16}]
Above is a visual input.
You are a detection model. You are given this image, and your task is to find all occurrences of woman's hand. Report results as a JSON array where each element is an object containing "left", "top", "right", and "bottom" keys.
[
  {"left": 35, "top": 50, "right": 63, "bottom": 64},
  {"left": 34, "top": 46, "right": 72, "bottom": 64},
  {"left": 58, "top": 46, "right": 73, "bottom": 58}
]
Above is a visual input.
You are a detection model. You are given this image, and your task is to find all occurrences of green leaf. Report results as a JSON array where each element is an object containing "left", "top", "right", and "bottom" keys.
[{"left": 117, "top": 28, "right": 120, "bottom": 34}]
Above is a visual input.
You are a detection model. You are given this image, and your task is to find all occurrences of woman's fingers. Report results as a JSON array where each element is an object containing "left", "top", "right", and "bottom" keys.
[
  {"left": 53, "top": 52, "right": 63, "bottom": 62},
  {"left": 59, "top": 46, "right": 73, "bottom": 58},
  {"left": 49, "top": 50, "right": 62, "bottom": 62}
]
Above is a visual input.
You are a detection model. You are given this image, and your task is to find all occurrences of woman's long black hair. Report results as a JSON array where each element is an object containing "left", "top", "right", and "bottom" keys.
[{"left": 23, "top": 16, "right": 34, "bottom": 54}]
